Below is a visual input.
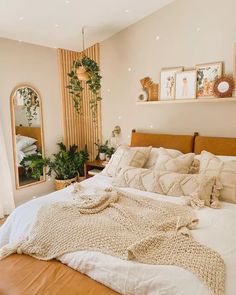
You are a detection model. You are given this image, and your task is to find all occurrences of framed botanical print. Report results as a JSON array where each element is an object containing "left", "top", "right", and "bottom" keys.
[
  {"left": 196, "top": 62, "right": 223, "bottom": 98},
  {"left": 175, "top": 70, "right": 197, "bottom": 100},
  {"left": 160, "top": 67, "right": 183, "bottom": 100}
]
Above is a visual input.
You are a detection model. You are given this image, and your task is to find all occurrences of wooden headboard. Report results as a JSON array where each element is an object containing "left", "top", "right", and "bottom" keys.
[
  {"left": 130, "top": 130, "right": 195, "bottom": 154},
  {"left": 131, "top": 130, "right": 236, "bottom": 156},
  {"left": 15, "top": 126, "right": 43, "bottom": 149},
  {"left": 194, "top": 135, "right": 236, "bottom": 156}
]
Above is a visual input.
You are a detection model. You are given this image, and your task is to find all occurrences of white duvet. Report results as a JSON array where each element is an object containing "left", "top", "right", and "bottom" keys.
[{"left": 1, "top": 175, "right": 236, "bottom": 295}]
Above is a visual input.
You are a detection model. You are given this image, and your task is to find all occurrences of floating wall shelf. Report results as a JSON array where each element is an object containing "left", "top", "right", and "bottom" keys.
[{"left": 136, "top": 97, "right": 236, "bottom": 105}]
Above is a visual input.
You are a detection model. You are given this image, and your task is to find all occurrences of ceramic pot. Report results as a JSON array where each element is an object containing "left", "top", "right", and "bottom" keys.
[{"left": 99, "top": 153, "right": 106, "bottom": 161}]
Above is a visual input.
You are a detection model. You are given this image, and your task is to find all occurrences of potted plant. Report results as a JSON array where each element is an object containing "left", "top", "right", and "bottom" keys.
[
  {"left": 105, "top": 146, "right": 115, "bottom": 161},
  {"left": 95, "top": 140, "right": 109, "bottom": 161},
  {"left": 66, "top": 56, "right": 102, "bottom": 121},
  {"left": 21, "top": 143, "right": 89, "bottom": 190}
]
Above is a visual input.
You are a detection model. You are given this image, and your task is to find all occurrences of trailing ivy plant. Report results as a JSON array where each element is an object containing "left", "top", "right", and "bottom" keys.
[
  {"left": 66, "top": 56, "right": 102, "bottom": 122},
  {"left": 17, "top": 88, "right": 39, "bottom": 126}
]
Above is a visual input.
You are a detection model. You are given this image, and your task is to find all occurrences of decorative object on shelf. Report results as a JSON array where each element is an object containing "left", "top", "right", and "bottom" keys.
[
  {"left": 16, "top": 87, "right": 39, "bottom": 127},
  {"left": 160, "top": 67, "right": 183, "bottom": 100},
  {"left": 213, "top": 75, "right": 235, "bottom": 98},
  {"left": 66, "top": 27, "right": 102, "bottom": 121},
  {"left": 21, "top": 143, "right": 89, "bottom": 190},
  {"left": 196, "top": 62, "right": 223, "bottom": 98},
  {"left": 175, "top": 70, "right": 197, "bottom": 100},
  {"left": 140, "top": 77, "right": 159, "bottom": 101}
]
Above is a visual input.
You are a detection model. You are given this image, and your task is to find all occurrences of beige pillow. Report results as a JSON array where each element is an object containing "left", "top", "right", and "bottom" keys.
[
  {"left": 199, "top": 151, "right": 236, "bottom": 203},
  {"left": 113, "top": 166, "right": 221, "bottom": 208},
  {"left": 154, "top": 148, "right": 195, "bottom": 174},
  {"left": 102, "top": 146, "right": 151, "bottom": 177},
  {"left": 144, "top": 148, "right": 182, "bottom": 169}
]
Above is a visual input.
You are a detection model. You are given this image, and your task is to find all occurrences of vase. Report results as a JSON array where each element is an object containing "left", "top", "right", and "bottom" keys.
[{"left": 99, "top": 153, "right": 106, "bottom": 161}]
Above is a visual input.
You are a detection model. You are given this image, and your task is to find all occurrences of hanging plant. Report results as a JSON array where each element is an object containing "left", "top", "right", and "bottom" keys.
[
  {"left": 17, "top": 88, "right": 39, "bottom": 126},
  {"left": 66, "top": 56, "right": 102, "bottom": 121}
]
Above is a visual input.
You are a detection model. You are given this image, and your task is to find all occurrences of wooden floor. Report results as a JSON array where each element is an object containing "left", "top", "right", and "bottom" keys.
[{"left": 0, "top": 219, "right": 5, "bottom": 226}]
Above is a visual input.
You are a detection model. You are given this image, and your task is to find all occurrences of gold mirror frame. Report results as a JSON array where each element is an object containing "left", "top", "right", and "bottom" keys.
[{"left": 10, "top": 84, "right": 46, "bottom": 190}]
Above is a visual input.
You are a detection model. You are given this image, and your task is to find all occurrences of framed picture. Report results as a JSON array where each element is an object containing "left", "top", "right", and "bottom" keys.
[
  {"left": 160, "top": 67, "right": 183, "bottom": 100},
  {"left": 175, "top": 70, "right": 197, "bottom": 100},
  {"left": 196, "top": 62, "right": 223, "bottom": 98}
]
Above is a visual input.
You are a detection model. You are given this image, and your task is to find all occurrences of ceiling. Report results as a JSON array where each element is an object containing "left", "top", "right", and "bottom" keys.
[{"left": 0, "top": 0, "right": 174, "bottom": 51}]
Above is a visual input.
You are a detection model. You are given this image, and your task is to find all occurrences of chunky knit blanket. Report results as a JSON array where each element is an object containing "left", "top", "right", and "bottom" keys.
[{"left": 0, "top": 187, "right": 225, "bottom": 295}]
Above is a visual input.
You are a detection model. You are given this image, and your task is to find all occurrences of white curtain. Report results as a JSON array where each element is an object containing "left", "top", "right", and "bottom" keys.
[{"left": 0, "top": 121, "right": 15, "bottom": 218}]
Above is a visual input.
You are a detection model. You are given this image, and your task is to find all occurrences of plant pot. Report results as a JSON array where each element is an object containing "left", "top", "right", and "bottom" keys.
[
  {"left": 105, "top": 154, "right": 111, "bottom": 161},
  {"left": 54, "top": 177, "right": 77, "bottom": 191},
  {"left": 99, "top": 153, "right": 106, "bottom": 161},
  {"left": 76, "top": 67, "right": 90, "bottom": 81},
  {"left": 78, "top": 176, "right": 86, "bottom": 182}
]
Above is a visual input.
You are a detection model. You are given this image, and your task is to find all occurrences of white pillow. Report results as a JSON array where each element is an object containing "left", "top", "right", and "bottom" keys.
[
  {"left": 195, "top": 154, "right": 236, "bottom": 162},
  {"left": 16, "top": 135, "right": 37, "bottom": 151},
  {"left": 144, "top": 147, "right": 182, "bottom": 169},
  {"left": 199, "top": 151, "right": 236, "bottom": 203},
  {"left": 154, "top": 147, "right": 195, "bottom": 174},
  {"left": 102, "top": 146, "right": 152, "bottom": 177},
  {"left": 22, "top": 144, "right": 38, "bottom": 153}
]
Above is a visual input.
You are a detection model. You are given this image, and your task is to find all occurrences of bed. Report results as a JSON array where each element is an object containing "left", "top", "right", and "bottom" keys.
[{"left": 0, "top": 131, "right": 236, "bottom": 295}]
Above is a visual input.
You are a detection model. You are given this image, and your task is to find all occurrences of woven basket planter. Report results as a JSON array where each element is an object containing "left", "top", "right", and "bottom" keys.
[
  {"left": 54, "top": 177, "right": 77, "bottom": 191},
  {"left": 76, "top": 67, "right": 90, "bottom": 81}
]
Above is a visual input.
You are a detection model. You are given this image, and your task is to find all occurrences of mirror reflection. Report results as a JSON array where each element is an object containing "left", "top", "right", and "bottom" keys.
[{"left": 11, "top": 85, "right": 45, "bottom": 189}]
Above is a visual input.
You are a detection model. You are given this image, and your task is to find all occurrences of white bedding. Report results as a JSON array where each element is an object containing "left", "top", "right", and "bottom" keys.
[{"left": 1, "top": 175, "right": 236, "bottom": 295}]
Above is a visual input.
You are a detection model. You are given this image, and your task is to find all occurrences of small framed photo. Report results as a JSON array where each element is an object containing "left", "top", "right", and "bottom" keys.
[
  {"left": 196, "top": 62, "right": 223, "bottom": 98},
  {"left": 160, "top": 67, "right": 183, "bottom": 100},
  {"left": 175, "top": 70, "right": 197, "bottom": 100}
]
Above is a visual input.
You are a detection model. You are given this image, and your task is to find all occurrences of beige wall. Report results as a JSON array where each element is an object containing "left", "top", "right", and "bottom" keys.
[
  {"left": 101, "top": 0, "right": 236, "bottom": 144},
  {"left": 0, "top": 38, "right": 63, "bottom": 205}
]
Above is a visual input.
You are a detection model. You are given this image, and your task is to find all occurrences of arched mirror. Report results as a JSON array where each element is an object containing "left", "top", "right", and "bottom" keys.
[{"left": 10, "top": 84, "right": 45, "bottom": 189}]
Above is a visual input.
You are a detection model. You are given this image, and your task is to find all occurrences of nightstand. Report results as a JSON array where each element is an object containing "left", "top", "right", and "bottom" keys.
[{"left": 85, "top": 160, "right": 106, "bottom": 178}]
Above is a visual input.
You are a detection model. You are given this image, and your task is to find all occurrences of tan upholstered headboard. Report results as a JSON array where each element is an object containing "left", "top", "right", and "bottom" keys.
[
  {"left": 194, "top": 135, "right": 236, "bottom": 156},
  {"left": 130, "top": 130, "right": 195, "bottom": 154},
  {"left": 15, "top": 126, "right": 43, "bottom": 149}
]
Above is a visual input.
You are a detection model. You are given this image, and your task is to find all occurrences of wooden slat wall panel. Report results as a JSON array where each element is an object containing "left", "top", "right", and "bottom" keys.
[{"left": 58, "top": 43, "right": 101, "bottom": 160}]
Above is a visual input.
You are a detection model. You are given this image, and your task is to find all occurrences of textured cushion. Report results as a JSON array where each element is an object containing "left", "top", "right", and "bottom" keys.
[
  {"left": 144, "top": 148, "right": 182, "bottom": 169},
  {"left": 16, "top": 135, "right": 37, "bottom": 151},
  {"left": 102, "top": 146, "right": 151, "bottom": 177},
  {"left": 113, "top": 166, "right": 221, "bottom": 208},
  {"left": 154, "top": 148, "right": 195, "bottom": 174},
  {"left": 199, "top": 151, "right": 236, "bottom": 203}
]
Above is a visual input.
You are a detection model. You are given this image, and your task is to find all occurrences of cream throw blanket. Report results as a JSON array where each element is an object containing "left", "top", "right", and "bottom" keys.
[{"left": 0, "top": 187, "right": 225, "bottom": 295}]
